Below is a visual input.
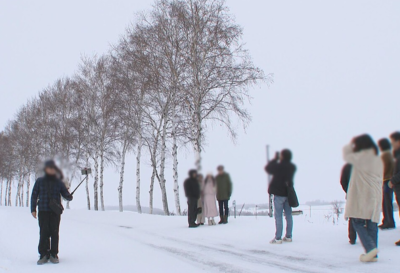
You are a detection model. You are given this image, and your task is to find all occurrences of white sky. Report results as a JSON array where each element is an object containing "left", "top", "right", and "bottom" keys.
[{"left": 1, "top": 0, "right": 399, "bottom": 211}]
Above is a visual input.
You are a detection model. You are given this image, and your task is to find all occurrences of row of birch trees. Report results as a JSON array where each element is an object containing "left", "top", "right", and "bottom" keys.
[{"left": 0, "top": 0, "right": 268, "bottom": 214}]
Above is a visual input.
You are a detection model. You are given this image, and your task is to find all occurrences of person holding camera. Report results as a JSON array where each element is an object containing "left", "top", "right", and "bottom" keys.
[
  {"left": 343, "top": 135, "right": 382, "bottom": 262},
  {"left": 265, "top": 149, "right": 296, "bottom": 244},
  {"left": 31, "top": 160, "right": 73, "bottom": 265},
  {"left": 184, "top": 170, "right": 201, "bottom": 228}
]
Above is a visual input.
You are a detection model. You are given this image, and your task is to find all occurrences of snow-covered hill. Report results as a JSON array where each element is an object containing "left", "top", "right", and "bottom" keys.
[{"left": 0, "top": 207, "right": 399, "bottom": 273}]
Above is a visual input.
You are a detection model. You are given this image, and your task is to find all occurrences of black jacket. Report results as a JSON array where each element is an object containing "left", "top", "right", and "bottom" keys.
[
  {"left": 340, "top": 164, "right": 352, "bottom": 193},
  {"left": 392, "top": 148, "right": 400, "bottom": 190},
  {"left": 266, "top": 159, "right": 296, "bottom": 197},
  {"left": 184, "top": 177, "right": 200, "bottom": 199}
]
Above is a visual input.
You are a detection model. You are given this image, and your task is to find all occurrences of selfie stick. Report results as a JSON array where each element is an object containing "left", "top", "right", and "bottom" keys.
[{"left": 71, "top": 175, "right": 88, "bottom": 195}]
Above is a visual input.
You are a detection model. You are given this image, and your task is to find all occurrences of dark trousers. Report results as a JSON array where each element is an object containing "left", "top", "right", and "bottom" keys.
[
  {"left": 348, "top": 218, "right": 357, "bottom": 243},
  {"left": 395, "top": 189, "right": 400, "bottom": 217},
  {"left": 187, "top": 198, "right": 198, "bottom": 226},
  {"left": 351, "top": 218, "right": 378, "bottom": 253},
  {"left": 382, "top": 181, "right": 395, "bottom": 228},
  {"left": 38, "top": 211, "right": 61, "bottom": 256},
  {"left": 218, "top": 200, "right": 229, "bottom": 216}
]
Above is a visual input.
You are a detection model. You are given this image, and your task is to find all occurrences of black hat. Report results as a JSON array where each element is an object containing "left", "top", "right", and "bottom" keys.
[{"left": 44, "top": 160, "right": 57, "bottom": 169}]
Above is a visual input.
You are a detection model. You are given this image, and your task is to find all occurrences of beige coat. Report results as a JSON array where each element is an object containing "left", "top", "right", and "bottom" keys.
[{"left": 343, "top": 144, "right": 383, "bottom": 223}]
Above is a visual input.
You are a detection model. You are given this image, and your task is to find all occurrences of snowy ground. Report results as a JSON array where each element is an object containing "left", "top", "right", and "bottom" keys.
[{"left": 0, "top": 207, "right": 399, "bottom": 273}]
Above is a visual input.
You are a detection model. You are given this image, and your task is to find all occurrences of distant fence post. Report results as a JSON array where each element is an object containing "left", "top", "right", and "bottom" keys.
[{"left": 233, "top": 200, "right": 237, "bottom": 218}]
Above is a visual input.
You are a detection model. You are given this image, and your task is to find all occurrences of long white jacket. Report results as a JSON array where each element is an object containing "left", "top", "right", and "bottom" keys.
[{"left": 343, "top": 144, "right": 383, "bottom": 223}]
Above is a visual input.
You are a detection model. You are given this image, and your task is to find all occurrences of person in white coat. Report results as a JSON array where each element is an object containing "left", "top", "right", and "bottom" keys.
[
  {"left": 203, "top": 174, "right": 219, "bottom": 225},
  {"left": 343, "top": 134, "right": 383, "bottom": 263}
]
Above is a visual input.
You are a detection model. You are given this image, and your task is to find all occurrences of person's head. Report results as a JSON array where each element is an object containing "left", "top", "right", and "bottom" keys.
[
  {"left": 44, "top": 160, "right": 57, "bottom": 176},
  {"left": 378, "top": 138, "right": 391, "bottom": 152},
  {"left": 280, "top": 149, "right": 292, "bottom": 162},
  {"left": 352, "top": 134, "right": 378, "bottom": 155},
  {"left": 390, "top": 132, "right": 400, "bottom": 151},
  {"left": 189, "top": 169, "right": 198, "bottom": 178},
  {"left": 217, "top": 165, "right": 224, "bottom": 174}
]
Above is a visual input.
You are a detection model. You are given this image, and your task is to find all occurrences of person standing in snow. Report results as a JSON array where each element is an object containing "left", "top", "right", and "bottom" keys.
[
  {"left": 196, "top": 174, "right": 205, "bottom": 225},
  {"left": 378, "top": 138, "right": 396, "bottom": 230},
  {"left": 340, "top": 163, "right": 357, "bottom": 244},
  {"left": 216, "top": 165, "right": 233, "bottom": 224},
  {"left": 343, "top": 135, "right": 383, "bottom": 262},
  {"left": 31, "top": 160, "right": 73, "bottom": 265},
  {"left": 203, "top": 173, "right": 219, "bottom": 225},
  {"left": 388, "top": 132, "right": 400, "bottom": 246},
  {"left": 184, "top": 170, "right": 201, "bottom": 228},
  {"left": 265, "top": 149, "right": 296, "bottom": 244}
]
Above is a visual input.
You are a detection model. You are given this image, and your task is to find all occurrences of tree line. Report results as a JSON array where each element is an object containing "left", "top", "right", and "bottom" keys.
[{"left": 0, "top": 0, "right": 268, "bottom": 215}]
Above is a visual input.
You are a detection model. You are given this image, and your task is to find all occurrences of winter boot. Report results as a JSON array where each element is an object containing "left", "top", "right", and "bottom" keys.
[
  {"left": 37, "top": 255, "right": 49, "bottom": 265},
  {"left": 208, "top": 218, "right": 212, "bottom": 226},
  {"left": 396, "top": 240, "right": 400, "bottom": 246},
  {"left": 224, "top": 215, "right": 228, "bottom": 224},
  {"left": 49, "top": 254, "right": 59, "bottom": 264},
  {"left": 211, "top": 218, "right": 216, "bottom": 225},
  {"left": 218, "top": 216, "right": 224, "bottom": 224},
  {"left": 359, "top": 248, "right": 378, "bottom": 262}
]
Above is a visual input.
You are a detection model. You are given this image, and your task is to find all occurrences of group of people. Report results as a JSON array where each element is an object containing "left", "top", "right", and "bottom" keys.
[
  {"left": 340, "top": 132, "right": 400, "bottom": 263},
  {"left": 184, "top": 165, "right": 233, "bottom": 228}
]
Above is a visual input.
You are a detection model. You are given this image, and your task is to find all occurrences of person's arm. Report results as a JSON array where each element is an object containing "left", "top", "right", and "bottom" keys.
[
  {"left": 343, "top": 144, "right": 357, "bottom": 164},
  {"left": 265, "top": 160, "right": 278, "bottom": 175},
  {"left": 60, "top": 181, "right": 73, "bottom": 201},
  {"left": 340, "top": 164, "right": 352, "bottom": 193},
  {"left": 31, "top": 179, "right": 40, "bottom": 218},
  {"left": 391, "top": 158, "right": 400, "bottom": 186},
  {"left": 227, "top": 175, "right": 233, "bottom": 198}
]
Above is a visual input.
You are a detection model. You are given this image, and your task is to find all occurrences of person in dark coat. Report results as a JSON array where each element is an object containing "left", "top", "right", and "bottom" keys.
[
  {"left": 265, "top": 149, "right": 296, "bottom": 244},
  {"left": 378, "top": 138, "right": 396, "bottom": 229},
  {"left": 31, "top": 160, "right": 73, "bottom": 265},
  {"left": 340, "top": 163, "right": 357, "bottom": 244},
  {"left": 184, "top": 170, "right": 201, "bottom": 228},
  {"left": 215, "top": 165, "right": 233, "bottom": 224},
  {"left": 388, "top": 132, "right": 400, "bottom": 246}
]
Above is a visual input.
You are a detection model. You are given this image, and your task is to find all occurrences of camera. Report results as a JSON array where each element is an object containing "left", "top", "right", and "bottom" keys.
[{"left": 81, "top": 168, "right": 92, "bottom": 176}]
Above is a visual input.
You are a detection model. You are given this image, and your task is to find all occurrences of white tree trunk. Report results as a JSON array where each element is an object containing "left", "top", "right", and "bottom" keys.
[
  {"left": 149, "top": 167, "right": 156, "bottom": 215},
  {"left": 15, "top": 176, "right": 22, "bottom": 207},
  {"left": 172, "top": 117, "right": 181, "bottom": 215},
  {"left": 159, "top": 119, "right": 170, "bottom": 216},
  {"left": 100, "top": 149, "right": 105, "bottom": 211},
  {"left": 20, "top": 178, "right": 24, "bottom": 207},
  {"left": 93, "top": 155, "right": 99, "bottom": 211},
  {"left": 195, "top": 111, "right": 202, "bottom": 173},
  {"left": 7, "top": 179, "right": 12, "bottom": 206},
  {"left": 136, "top": 138, "right": 142, "bottom": 214},
  {"left": 26, "top": 175, "right": 30, "bottom": 207},
  {"left": 0, "top": 180, "right": 3, "bottom": 206},
  {"left": 85, "top": 158, "right": 91, "bottom": 210},
  {"left": 118, "top": 144, "right": 127, "bottom": 212}
]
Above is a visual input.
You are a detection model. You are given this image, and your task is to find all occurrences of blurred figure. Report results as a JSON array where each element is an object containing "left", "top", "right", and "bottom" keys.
[
  {"left": 340, "top": 163, "right": 357, "bottom": 244},
  {"left": 388, "top": 132, "right": 400, "bottom": 246},
  {"left": 378, "top": 138, "right": 395, "bottom": 230},
  {"left": 31, "top": 160, "right": 73, "bottom": 265},
  {"left": 343, "top": 135, "right": 383, "bottom": 262},
  {"left": 265, "top": 149, "right": 296, "bottom": 244},
  {"left": 184, "top": 170, "right": 200, "bottom": 228},
  {"left": 216, "top": 165, "right": 233, "bottom": 224},
  {"left": 196, "top": 174, "right": 205, "bottom": 225},
  {"left": 203, "top": 173, "right": 219, "bottom": 225}
]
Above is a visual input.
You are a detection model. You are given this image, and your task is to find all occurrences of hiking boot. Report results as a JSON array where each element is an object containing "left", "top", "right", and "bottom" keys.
[
  {"left": 269, "top": 238, "right": 283, "bottom": 244},
  {"left": 359, "top": 248, "right": 378, "bottom": 262},
  {"left": 49, "top": 255, "right": 59, "bottom": 264},
  {"left": 218, "top": 217, "right": 224, "bottom": 224},
  {"left": 349, "top": 240, "right": 356, "bottom": 245},
  {"left": 37, "top": 255, "right": 49, "bottom": 265},
  {"left": 189, "top": 224, "right": 199, "bottom": 228},
  {"left": 283, "top": 237, "right": 292, "bottom": 243}
]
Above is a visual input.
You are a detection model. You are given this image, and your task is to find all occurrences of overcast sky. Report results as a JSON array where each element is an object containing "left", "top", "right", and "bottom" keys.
[{"left": 1, "top": 0, "right": 399, "bottom": 211}]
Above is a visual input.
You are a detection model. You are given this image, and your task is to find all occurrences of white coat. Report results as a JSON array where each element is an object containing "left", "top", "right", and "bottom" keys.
[{"left": 343, "top": 144, "right": 383, "bottom": 223}]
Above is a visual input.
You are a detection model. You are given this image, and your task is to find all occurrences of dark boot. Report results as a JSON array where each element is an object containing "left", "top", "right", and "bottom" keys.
[
  {"left": 223, "top": 215, "right": 228, "bottom": 224},
  {"left": 37, "top": 255, "right": 49, "bottom": 265},
  {"left": 218, "top": 215, "right": 224, "bottom": 224},
  {"left": 396, "top": 240, "right": 400, "bottom": 246}
]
